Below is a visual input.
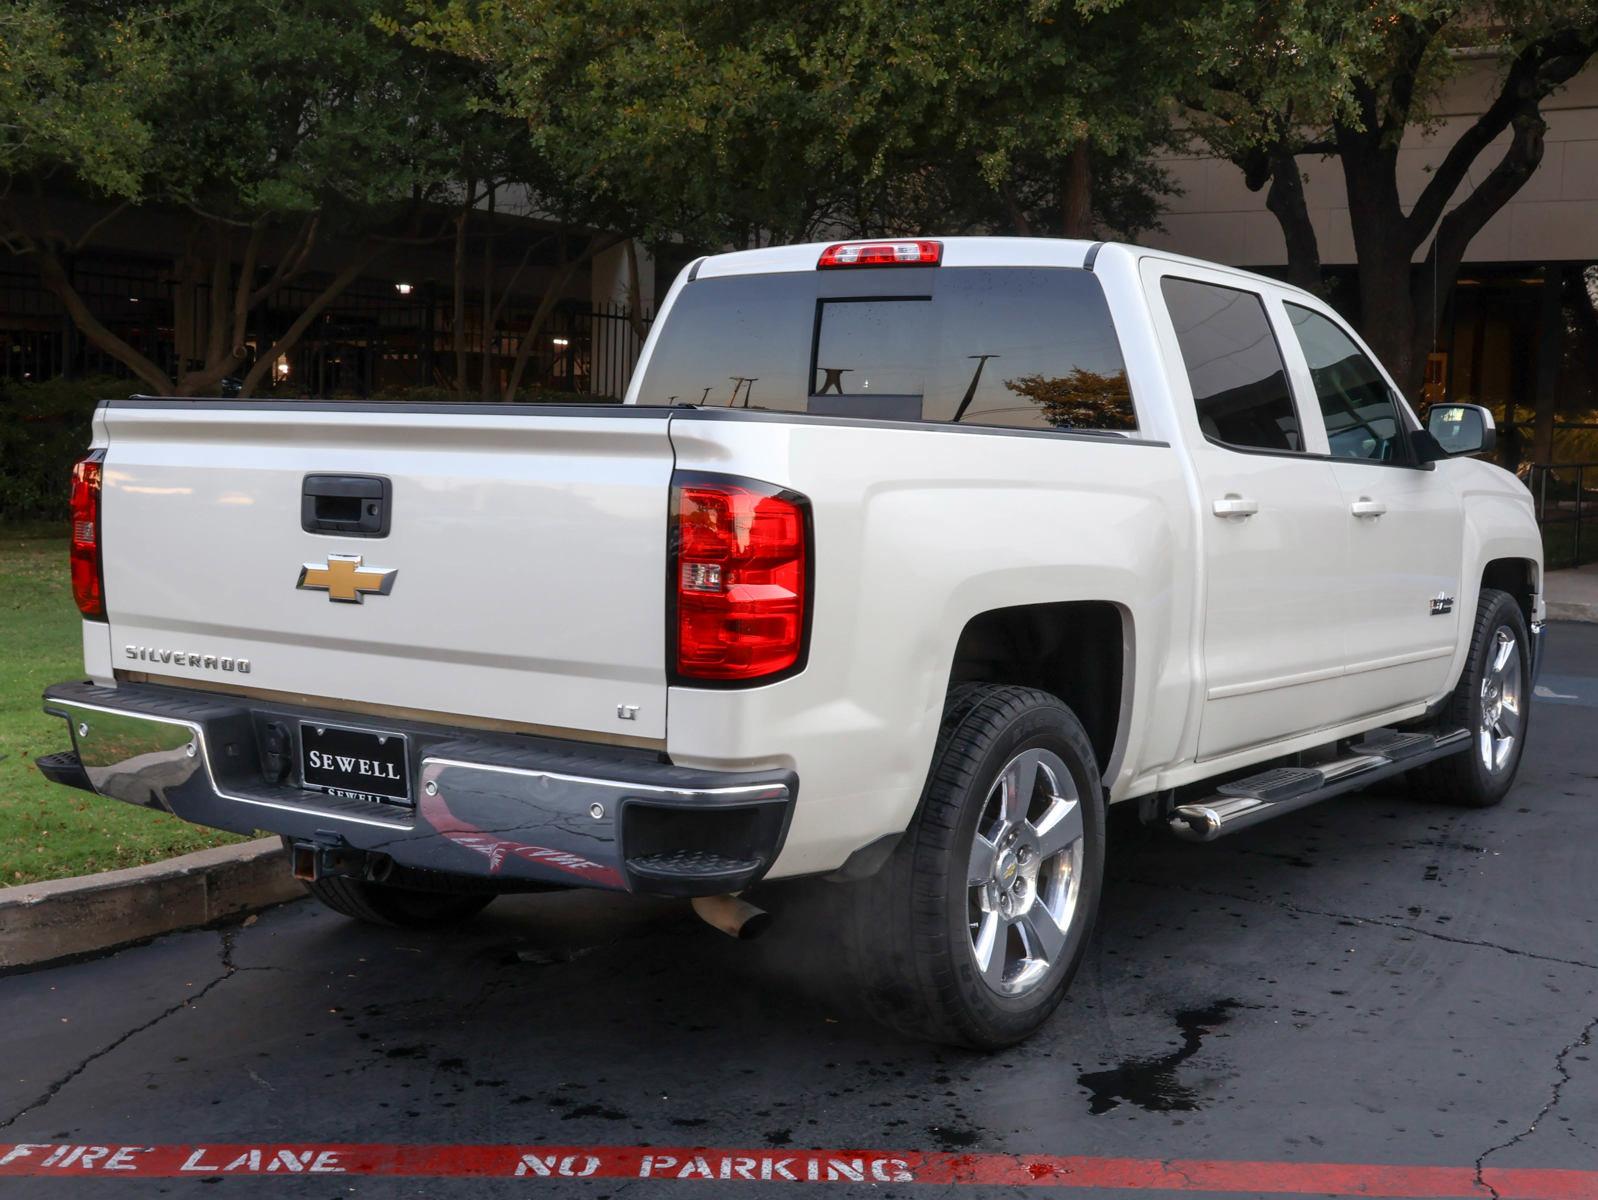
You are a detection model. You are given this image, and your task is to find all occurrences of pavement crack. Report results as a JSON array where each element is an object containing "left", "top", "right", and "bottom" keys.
[
  {"left": 0, "top": 928, "right": 248, "bottom": 1131},
  {"left": 1121, "top": 875, "right": 1598, "bottom": 971},
  {"left": 1474, "top": 1010, "right": 1598, "bottom": 1200}
]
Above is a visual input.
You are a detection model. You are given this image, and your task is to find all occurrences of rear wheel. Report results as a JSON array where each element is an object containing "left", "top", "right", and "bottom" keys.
[
  {"left": 305, "top": 875, "right": 495, "bottom": 929},
  {"left": 1412, "top": 587, "right": 1531, "bottom": 808},
  {"left": 844, "top": 684, "right": 1105, "bottom": 1049}
]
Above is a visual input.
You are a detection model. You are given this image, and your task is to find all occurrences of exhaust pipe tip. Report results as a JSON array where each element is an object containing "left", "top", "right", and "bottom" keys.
[{"left": 691, "top": 893, "right": 770, "bottom": 940}]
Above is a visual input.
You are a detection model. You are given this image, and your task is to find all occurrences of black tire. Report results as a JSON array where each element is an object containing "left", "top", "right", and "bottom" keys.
[
  {"left": 1412, "top": 587, "right": 1532, "bottom": 808},
  {"left": 305, "top": 875, "right": 496, "bottom": 928},
  {"left": 842, "top": 684, "right": 1106, "bottom": 1049}
]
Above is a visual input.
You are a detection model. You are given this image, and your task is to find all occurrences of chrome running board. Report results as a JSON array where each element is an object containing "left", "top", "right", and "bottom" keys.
[{"left": 1168, "top": 727, "right": 1471, "bottom": 843}]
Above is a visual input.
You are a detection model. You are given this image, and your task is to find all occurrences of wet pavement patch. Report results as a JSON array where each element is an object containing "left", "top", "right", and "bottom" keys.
[{"left": 1076, "top": 999, "right": 1245, "bottom": 1115}]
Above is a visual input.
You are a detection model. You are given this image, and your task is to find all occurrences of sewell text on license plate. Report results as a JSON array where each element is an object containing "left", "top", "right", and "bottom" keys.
[{"left": 300, "top": 722, "right": 411, "bottom": 805}]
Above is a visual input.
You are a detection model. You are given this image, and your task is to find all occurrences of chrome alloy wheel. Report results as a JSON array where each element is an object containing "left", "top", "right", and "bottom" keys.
[
  {"left": 1479, "top": 626, "right": 1524, "bottom": 774},
  {"left": 967, "top": 747, "right": 1085, "bottom": 997}
]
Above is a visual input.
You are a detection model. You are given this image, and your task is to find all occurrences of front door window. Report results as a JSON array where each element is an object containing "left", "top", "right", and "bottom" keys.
[{"left": 1285, "top": 303, "right": 1410, "bottom": 464}]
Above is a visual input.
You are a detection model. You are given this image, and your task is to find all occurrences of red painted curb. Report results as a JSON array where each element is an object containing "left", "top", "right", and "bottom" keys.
[{"left": 2, "top": 1142, "right": 1593, "bottom": 1196}]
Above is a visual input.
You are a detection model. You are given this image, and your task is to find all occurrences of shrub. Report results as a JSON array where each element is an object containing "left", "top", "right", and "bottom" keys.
[{"left": 0, "top": 376, "right": 130, "bottom": 521}]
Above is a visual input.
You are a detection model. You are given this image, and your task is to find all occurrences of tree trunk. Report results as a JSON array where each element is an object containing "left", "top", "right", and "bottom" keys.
[
  {"left": 1265, "top": 151, "right": 1323, "bottom": 294},
  {"left": 623, "top": 238, "right": 649, "bottom": 341},
  {"left": 1061, "top": 142, "right": 1093, "bottom": 237},
  {"left": 1061, "top": 142, "right": 1093, "bottom": 238},
  {"left": 1339, "top": 132, "right": 1424, "bottom": 395},
  {"left": 452, "top": 185, "right": 472, "bottom": 396},
  {"left": 479, "top": 185, "right": 496, "bottom": 401}
]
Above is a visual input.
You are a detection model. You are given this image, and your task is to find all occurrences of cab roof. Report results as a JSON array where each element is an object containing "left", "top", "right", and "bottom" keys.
[{"left": 692, "top": 236, "right": 1101, "bottom": 279}]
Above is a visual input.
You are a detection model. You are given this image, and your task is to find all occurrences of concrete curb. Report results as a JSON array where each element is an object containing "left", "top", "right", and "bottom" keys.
[
  {"left": 1548, "top": 600, "right": 1598, "bottom": 624},
  {"left": 1546, "top": 567, "right": 1598, "bottom": 624},
  {"left": 0, "top": 837, "right": 303, "bottom": 970}
]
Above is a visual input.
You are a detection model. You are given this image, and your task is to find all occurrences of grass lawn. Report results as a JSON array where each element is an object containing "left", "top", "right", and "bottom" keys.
[{"left": 1, "top": 530, "right": 242, "bottom": 886}]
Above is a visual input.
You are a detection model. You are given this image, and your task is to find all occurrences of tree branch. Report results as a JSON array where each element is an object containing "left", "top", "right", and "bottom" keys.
[
  {"left": 998, "top": 181, "right": 1032, "bottom": 235},
  {"left": 247, "top": 213, "right": 319, "bottom": 310},
  {"left": 501, "top": 232, "right": 624, "bottom": 402},
  {"left": 1411, "top": 109, "right": 1548, "bottom": 361},
  {"left": 70, "top": 200, "right": 131, "bottom": 254},
  {"left": 237, "top": 242, "right": 390, "bottom": 397},
  {"left": 1265, "top": 150, "right": 1322, "bottom": 292},
  {"left": 487, "top": 239, "right": 543, "bottom": 332},
  {"left": 231, "top": 221, "right": 265, "bottom": 354},
  {"left": 623, "top": 238, "right": 649, "bottom": 340},
  {"left": 1384, "top": 10, "right": 1453, "bottom": 141},
  {"left": 202, "top": 223, "right": 232, "bottom": 376},
  {"left": 34, "top": 247, "right": 171, "bottom": 393},
  {"left": 1406, "top": 27, "right": 1598, "bottom": 244}
]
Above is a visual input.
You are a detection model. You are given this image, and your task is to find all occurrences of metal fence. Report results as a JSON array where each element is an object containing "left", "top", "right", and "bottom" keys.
[
  {"left": 1, "top": 256, "right": 652, "bottom": 400},
  {"left": 1529, "top": 460, "right": 1598, "bottom": 570}
]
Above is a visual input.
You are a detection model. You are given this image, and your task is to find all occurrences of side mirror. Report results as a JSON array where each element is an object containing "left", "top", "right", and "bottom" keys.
[{"left": 1425, "top": 403, "right": 1496, "bottom": 458}]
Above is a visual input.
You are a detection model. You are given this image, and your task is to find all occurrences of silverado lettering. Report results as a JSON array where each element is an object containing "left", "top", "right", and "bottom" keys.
[{"left": 124, "top": 645, "right": 249, "bottom": 673}]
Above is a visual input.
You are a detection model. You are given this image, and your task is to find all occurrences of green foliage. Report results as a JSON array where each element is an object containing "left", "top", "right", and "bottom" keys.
[
  {"left": 1179, "top": 2, "right": 1597, "bottom": 156},
  {"left": 406, "top": 0, "right": 1179, "bottom": 243},
  {"left": 408, "top": 0, "right": 847, "bottom": 244},
  {"left": 0, "top": 534, "right": 242, "bottom": 884},
  {"left": 0, "top": 376, "right": 127, "bottom": 520},
  {"left": 1, "top": 1, "right": 544, "bottom": 396},
  {"left": 841, "top": 0, "right": 1182, "bottom": 236},
  {"left": 0, "top": 1, "right": 168, "bottom": 202}
]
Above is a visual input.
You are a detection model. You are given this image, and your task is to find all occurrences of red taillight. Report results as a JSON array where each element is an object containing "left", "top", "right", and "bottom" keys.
[
  {"left": 672, "top": 477, "right": 809, "bottom": 682},
  {"left": 817, "top": 239, "right": 942, "bottom": 269},
  {"left": 70, "top": 450, "right": 106, "bottom": 620}
]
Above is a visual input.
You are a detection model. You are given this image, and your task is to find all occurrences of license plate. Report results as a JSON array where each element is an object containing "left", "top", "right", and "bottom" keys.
[{"left": 300, "top": 722, "right": 411, "bottom": 805}]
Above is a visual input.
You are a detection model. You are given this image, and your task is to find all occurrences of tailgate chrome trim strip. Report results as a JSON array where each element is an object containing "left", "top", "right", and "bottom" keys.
[{"left": 420, "top": 754, "right": 789, "bottom": 802}]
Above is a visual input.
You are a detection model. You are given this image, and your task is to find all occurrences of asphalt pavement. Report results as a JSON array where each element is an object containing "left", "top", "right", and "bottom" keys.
[{"left": 4, "top": 623, "right": 1598, "bottom": 1198}]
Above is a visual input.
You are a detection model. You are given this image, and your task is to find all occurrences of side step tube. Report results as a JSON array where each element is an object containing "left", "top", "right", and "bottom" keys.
[{"left": 1169, "top": 728, "right": 1471, "bottom": 843}]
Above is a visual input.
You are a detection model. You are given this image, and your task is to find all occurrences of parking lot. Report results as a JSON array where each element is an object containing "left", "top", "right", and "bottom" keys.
[{"left": 3, "top": 623, "right": 1596, "bottom": 1198}]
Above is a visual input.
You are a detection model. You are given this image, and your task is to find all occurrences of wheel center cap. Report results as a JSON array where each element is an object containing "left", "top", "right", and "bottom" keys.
[{"left": 996, "top": 849, "right": 1020, "bottom": 886}]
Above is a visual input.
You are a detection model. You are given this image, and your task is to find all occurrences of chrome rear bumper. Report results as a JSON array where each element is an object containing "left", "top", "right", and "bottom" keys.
[{"left": 41, "top": 681, "right": 794, "bottom": 896}]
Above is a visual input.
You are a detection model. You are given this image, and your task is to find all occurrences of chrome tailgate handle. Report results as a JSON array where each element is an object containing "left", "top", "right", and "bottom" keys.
[{"left": 302, "top": 474, "right": 391, "bottom": 537}]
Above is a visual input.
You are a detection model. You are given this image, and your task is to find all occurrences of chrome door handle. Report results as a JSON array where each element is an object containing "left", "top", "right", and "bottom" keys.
[
  {"left": 1351, "top": 497, "right": 1387, "bottom": 518},
  {"left": 1212, "top": 495, "right": 1259, "bottom": 519}
]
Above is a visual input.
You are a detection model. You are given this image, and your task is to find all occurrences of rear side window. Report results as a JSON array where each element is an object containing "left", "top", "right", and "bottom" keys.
[
  {"left": 1161, "top": 277, "right": 1302, "bottom": 453},
  {"left": 1285, "top": 303, "right": 1410, "bottom": 463},
  {"left": 636, "top": 267, "right": 1137, "bottom": 432}
]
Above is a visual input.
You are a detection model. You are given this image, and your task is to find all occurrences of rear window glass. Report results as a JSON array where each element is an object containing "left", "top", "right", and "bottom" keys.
[{"left": 636, "top": 267, "right": 1136, "bottom": 432}]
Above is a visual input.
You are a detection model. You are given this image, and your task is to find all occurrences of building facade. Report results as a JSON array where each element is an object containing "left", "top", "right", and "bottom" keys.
[{"left": 1144, "top": 57, "right": 1598, "bottom": 477}]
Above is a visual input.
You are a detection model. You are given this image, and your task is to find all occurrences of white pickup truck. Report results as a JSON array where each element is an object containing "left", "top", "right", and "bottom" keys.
[{"left": 40, "top": 237, "right": 1544, "bottom": 1048}]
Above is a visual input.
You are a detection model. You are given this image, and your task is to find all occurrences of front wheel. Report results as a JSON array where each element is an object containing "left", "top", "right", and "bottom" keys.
[
  {"left": 844, "top": 685, "right": 1106, "bottom": 1049},
  {"left": 1412, "top": 587, "right": 1532, "bottom": 808}
]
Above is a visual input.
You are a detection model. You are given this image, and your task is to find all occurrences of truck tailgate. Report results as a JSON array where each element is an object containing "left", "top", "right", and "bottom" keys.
[{"left": 96, "top": 402, "right": 673, "bottom": 740}]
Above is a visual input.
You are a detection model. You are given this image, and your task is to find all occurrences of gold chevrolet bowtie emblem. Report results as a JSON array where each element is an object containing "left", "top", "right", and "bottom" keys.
[{"left": 297, "top": 554, "right": 397, "bottom": 603}]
